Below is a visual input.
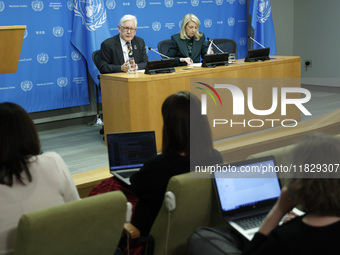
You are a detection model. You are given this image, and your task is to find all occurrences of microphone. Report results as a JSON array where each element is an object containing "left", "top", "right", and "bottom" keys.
[
  {"left": 248, "top": 36, "right": 266, "bottom": 49},
  {"left": 207, "top": 38, "right": 224, "bottom": 53},
  {"left": 148, "top": 47, "right": 170, "bottom": 59}
]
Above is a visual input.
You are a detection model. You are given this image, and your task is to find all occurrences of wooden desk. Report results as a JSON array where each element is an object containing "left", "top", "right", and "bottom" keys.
[{"left": 101, "top": 56, "right": 301, "bottom": 150}]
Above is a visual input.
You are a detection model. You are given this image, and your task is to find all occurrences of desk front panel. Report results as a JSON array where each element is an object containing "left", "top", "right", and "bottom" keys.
[{"left": 101, "top": 56, "right": 301, "bottom": 151}]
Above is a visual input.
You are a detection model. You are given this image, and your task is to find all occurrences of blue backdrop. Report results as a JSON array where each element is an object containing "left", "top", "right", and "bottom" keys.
[{"left": 0, "top": 0, "right": 248, "bottom": 113}]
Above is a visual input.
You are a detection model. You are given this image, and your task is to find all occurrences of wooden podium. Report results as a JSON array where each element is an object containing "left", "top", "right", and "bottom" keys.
[{"left": 0, "top": 25, "right": 26, "bottom": 74}]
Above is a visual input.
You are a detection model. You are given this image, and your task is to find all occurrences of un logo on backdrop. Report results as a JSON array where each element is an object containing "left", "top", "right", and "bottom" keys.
[
  {"left": 53, "top": 26, "right": 64, "bottom": 37},
  {"left": 21, "top": 81, "right": 33, "bottom": 92},
  {"left": 239, "top": 0, "right": 246, "bottom": 4},
  {"left": 106, "top": 0, "right": 116, "bottom": 10},
  {"left": 136, "top": 0, "right": 146, "bottom": 8},
  {"left": 165, "top": 0, "right": 173, "bottom": 8},
  {"left": 228, "top": 17, "right": 235, "bottom": 26},
  {"left": 152, "top": 22, "right": 161, "bottom": 31},
  {"left": 226, "top": 0, "right": 235, "bottom": 4},
  {"left": 57, "top": 77, "right": 68, "bottom": 88},
  {"left": 215, "top": 0, "right": 223, "bottom": 6},
  {"left": 239, "top": 37, "right": 246, "bottom": 46},
  {"left": 0, "top": 1, "right": 5, "bottom": 12},
  {"left": 191, "top": 0, "right": 199, "bottom": 7},
  {"left": 71, "top": 51, "right": 82, "bottom": 61},
  {"left": 74, "top": 0, "right": 107, "bottom": 31},
  {"left": 67, "top": 0, "right": 74, "bottom": 11},
  {"left": 204, "top": 19, "right": 212, "bottom": 28},
  {"left": 257, "top": 0, "right": 271, "bottom": 23},
  {"left": 37, "top": 53, "right": 49, "bottom": 64},
  {"left": 32, "top": 0, "right": 44, "bottom": 11}
]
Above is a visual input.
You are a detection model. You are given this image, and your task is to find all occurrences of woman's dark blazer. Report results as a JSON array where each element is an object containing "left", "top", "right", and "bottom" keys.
[{"left": 167, "top": 32, "right": 208, "bottom": 66}]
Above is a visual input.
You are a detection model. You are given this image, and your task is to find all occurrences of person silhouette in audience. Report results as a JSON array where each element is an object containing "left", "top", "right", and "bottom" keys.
[
  {"left": 0, "top": 102, "right": 80, "bottom": 255},
  {"left": 90, "top": 91, "right": 222, "bottom": 237}
]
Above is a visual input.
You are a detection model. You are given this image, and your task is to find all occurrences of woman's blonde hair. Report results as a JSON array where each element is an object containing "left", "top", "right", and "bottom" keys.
[{"left": 180, "top": 14, "right": 203, "bottom": 41}]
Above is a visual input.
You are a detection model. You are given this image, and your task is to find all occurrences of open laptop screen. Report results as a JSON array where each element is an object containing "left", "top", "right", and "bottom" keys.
[
  {"left": 107, "top": 131, "right": 157, "bottom": 171},
  {"left": 213, "top": 156, "right": 281, "bottom": 216}
]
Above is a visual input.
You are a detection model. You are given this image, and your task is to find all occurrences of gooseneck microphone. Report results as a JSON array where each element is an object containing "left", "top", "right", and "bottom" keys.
[
  {"left": 207, "top": 38, "right": 224, "bottom": 53},
  {"left": 248, "top": 36, "right": 266, "bottom": 49},
  {"left": 148, "top": 47, "right": 170, "bottom": 59}
]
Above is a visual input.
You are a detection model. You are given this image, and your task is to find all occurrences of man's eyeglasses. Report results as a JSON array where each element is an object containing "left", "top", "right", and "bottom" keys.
[{"left": 121, "top": 26, "right": 137, "bottom": 33}]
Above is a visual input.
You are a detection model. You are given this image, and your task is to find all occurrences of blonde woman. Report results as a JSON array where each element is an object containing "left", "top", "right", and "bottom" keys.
[{"left": 168, "top": 14, "right": 211, "bottom": 66}]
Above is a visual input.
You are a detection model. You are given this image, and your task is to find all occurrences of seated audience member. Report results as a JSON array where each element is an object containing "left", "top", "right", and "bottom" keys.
[
  {"left": 167, "top": 13, "right": 211, "bottom": 66},
  {"left": 96, "top": 14, "right": 148, "bottom": 73},
  {"left": 90, "top": 91, "right": 222, "bottom": 237},
  {"left": 130, "top": 91, "right": 222, "bottom": 236},
  {"left": 189, "top": 132, "right": 340, "bottom": 255},
  {"left": 0, "top": 103, "right": 80, "bottom": 255}
]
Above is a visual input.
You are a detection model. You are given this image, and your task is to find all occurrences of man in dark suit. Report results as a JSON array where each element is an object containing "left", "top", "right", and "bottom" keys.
[{"left": 97, "top": 15, "right": 148, "bottom": 73}]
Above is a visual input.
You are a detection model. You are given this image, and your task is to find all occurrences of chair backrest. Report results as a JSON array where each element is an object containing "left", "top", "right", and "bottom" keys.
[
  {"left": 92, "top": 50, "right": 101, "bottom": 72},
  {"left": 212, "top": 38, "right": 237, "bottom": 58},
  {"left": 149, "top": 172, "right": 224, "bottom": 255},
  {"left": 157, "top": 39, "right": 172, "bottom": 58},
  {"left": 14, "top": 191, "right": 127, "bottom": 255}
]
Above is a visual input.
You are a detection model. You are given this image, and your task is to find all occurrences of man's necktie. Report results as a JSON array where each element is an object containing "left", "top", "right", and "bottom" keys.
[{"left": 126, "top": 42, "right": 133, "bottom": 58}]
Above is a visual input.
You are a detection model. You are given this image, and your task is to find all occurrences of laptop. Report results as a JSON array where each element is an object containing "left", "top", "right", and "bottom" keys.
[
  {"left": 107, "top": 131, "right": 157, "bottom": 185},
  {"left": 212, "top": 156, "right": 282, "bottom": 240}
]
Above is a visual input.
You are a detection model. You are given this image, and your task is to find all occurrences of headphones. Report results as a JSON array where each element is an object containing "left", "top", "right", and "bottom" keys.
[{"left": 164, "top": 191, "right": 176, "bottom": 211}]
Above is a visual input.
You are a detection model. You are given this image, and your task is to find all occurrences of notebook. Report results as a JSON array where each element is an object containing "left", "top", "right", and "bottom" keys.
[
  {"left": 212, "top": 156, "right": 282, "bottom": 240},
  {"left": 107, "top": 131, "right": 157, "bottom": 185}
]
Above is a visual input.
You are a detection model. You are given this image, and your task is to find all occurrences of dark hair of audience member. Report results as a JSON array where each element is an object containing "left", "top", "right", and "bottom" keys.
[
  {"left": 287, "top": 133, "right": 340, "bottom": 216},
  {"left": 161, "top": 91, "right": 214, "bottom": 163},
  {"left": 0, "top": 102, "right": 41, "bottom": 186}
]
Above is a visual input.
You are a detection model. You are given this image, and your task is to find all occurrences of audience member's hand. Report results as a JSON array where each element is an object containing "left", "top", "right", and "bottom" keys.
[
  {"left": 276, "top": 186, "right": 296, "bottom": 215},
  {"left": 282, "top": 211, "right": 298, "bottom": 224}
]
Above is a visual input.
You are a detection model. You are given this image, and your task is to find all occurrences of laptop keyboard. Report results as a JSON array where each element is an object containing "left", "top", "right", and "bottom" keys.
[
  {"left": 234, "top": 213, "right": 267, "bottom": 230},
  {"left": 118, "top": 170, "right": 137, "bottom": 178}
]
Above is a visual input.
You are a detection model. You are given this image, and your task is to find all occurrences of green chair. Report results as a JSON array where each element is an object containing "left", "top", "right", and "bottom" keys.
[
  {"left": 14, "top": 191, "right": 127, "bottom": 255},
  {"left": 125, "top": 172, "right": 225, "bottom": 255}
]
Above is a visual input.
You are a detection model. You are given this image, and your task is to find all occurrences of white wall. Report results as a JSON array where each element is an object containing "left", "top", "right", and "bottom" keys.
[
  {"left": 271, "top": 0, "right": 340, "bottom": 87},
  {"left": 271, "top": 0, "right": 295, "bottom": 56}
]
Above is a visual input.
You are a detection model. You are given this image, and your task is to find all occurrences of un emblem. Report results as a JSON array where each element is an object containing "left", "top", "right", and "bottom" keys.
[
  {"left": 71, "top": 51, "right": 82, "bottom": 61},
  {"left": 57, "top": 77, "right": 68, "bottom": 88},
  {"left": 257, "top": 0, "right": 271, "bottom": 23},
  {"left": 21, "top": 81, "right": 33, "bottom": 92},
  {"left": 37, "top": 53, "right": 49, "bottom": 64},
  {"left": 74, "top": 0, "right": 107, "bottom": 31},
  {"left": 239, "top": 0, "right": 246, "bottom": 4},
  {"left": 136, "top": 0, "right": 146, "bottom": 8},
  {"left": 228, "top": 17, "right": 235, "bottom": 26},
  {"left": 226, "top": 0, "right": 235, "bottom": 4},
  {"left": 106, "top": 0, "right": 116, "bottom": 9},
  {"left": 204, "top": 19, "right": 212, "bottom": 28},
  {"left": 32, "top": 0, "right": 44, "bottom": 11},
  {"left": 67, "top": 0, "right": 74, "bottom": 11},
  {"left": 0, "top": 1, "right": 5, "bottom": 12},
  {"left": 215, "top": 0, "right": 223, "bottom": 6},
  {"left": 165, "top": 0, "right": 173, "bottom": 8},
  {"left": 239, "top": 37, "right": 246, "bottom": 46},
  {"left": 191, "top": 0, "right": 199, "bottom": 7},
  {"left": 53, "top": 26, "right": 64, "bottom": 37},
  {"left": 152, "top": 22, "right": 161, "bottom": 32},
  {"left": 24, "top": 29, "right": 28, "bottom": 39}
]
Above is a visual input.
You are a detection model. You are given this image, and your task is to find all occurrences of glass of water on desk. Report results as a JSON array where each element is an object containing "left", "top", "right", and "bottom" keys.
[
  {"left": 128, "top": 57, "right": 136, "bottom": 74},
  {"left": 228, "top": 53, "right": 236, "bottom": 64}
]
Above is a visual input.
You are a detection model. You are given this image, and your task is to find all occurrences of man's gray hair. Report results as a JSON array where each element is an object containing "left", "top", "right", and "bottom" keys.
[{"left": 119, "top": 15, "right": 137, "bottom": 27}]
